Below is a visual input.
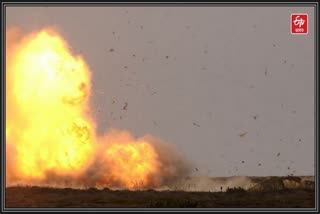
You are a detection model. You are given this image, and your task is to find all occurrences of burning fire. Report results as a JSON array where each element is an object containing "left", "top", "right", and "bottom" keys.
[{"left": 6, "top": 27, "right": 190, "bottom": 189}]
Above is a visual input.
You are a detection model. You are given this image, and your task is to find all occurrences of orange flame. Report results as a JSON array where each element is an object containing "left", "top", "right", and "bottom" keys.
[{"left": 6, "top": 27, "right": 189, "bottom": 190}]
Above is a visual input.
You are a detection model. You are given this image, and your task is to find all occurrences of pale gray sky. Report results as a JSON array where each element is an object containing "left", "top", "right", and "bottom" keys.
[{"left": 6, "top": 6, "right": 315, "bottom": 177}]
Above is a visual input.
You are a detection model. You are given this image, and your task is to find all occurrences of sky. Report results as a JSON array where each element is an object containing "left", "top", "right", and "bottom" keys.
[{"left": 5, "top": 5, "right": 315, "bottom": 177}]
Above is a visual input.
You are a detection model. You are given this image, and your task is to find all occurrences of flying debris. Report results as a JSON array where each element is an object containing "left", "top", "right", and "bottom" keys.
[
  {"left": 123, "top": 102, "right": 128, "bottom": 110},
  {"left": 258, "top": 163, "right": 262, "bottom": 166},
  {"left": 253, "top": 115, "right": 258, "bottom": 120},
  {"left": 109, "top": 48, "right": 114, "bottom": 52},
  {"left": 152, "top": 120, "right": 158, "bottom": 126},
  {"left": 241, "top": 161, "right": 245, "bottom": 164},
  {"left": 193, "top": 122, "right": 200, "bottom": 127},
  {"left": 165, "top": 56, "right": 169, "bottom": 59},
  {"left": 195, "top": 168, "right": 199, "bottom": 171},
  {"left": 264, "top": 67, "right": 268, "bottom": 76},
  {"left": 239, "top": 132, "right": 247, "bottom": 137},
  {"left": 277, "top": 152, "right": 280, "bottom": 157}
]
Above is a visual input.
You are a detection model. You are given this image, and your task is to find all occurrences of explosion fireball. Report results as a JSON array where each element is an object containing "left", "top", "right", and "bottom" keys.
[{"left": 6, "top": 27, "right": 190, "bottom": 189}]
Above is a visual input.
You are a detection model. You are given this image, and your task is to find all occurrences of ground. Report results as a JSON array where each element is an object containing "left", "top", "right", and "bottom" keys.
[{"left": 5, "top": 186, "right": 315, "bottom": 208}]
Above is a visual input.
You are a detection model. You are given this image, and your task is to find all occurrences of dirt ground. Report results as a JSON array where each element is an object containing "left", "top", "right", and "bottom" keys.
[{"left": 5, "top": 186, "right": 315, "bottom": 208}]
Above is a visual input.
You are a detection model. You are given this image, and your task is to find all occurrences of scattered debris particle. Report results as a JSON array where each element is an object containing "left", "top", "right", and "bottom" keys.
[
  {"left": 273, "top": 44, "right": 276, "bottom": 47},
  {"left": 152, "top": 120, "right": 158, "bottom": 126},
  {"left": 241, "top": 161, "right": 245, "bottom": 163},
  {"left": 123, "top": 102, "right": 128, "bottom": 110},
  {"left": 124, "top": 66, "right": 128, "bottom": 69},
  {"left": 258, "top": 163, "right": 262, "bottom": 166},
  {"left": 264, "top": 67, "right": 268, "bottom": 76},
  {"left": 239, "top": 132, "right": 247, "bottom": 137},
  {"left": 132, "top": 54, "right": 136, "bottom": 57},
  {"left": 193, "top": 122, "right": 200, "bottom": 127},
  {"left": 165, "top": 56, "right": 169, "bottom": 59},
  {"left": 299, "top": 139, "right": 302, "bottom": 142},
  {"left": 277, "top": 152, "right": 280, "bottom": 157},
  {"left": 253, "top": 115, "right": 258, "bottom": 120},
  {"left": 109, "top": 48, "right": 114, "bottom": 52},
  {"left": 283, "top": 59, "right": 287, "bottom": 64},
  {"left": 204, "top": 50, "right": 208, "bottom": 54},
  {"left": 195, "top": 168, "right": 199, "bottom": 171}
]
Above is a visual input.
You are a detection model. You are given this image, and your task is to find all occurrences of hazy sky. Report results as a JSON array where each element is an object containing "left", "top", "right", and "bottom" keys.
[{"left": 6, "top": 5, "right": 315, "bottom": 177}]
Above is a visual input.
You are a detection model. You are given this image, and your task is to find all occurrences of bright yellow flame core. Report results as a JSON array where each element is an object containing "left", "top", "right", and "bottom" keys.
[
  {"left": 6, "top": 28, "right": 163, "bottom": 189},
  {"left": 7, "top": 29, "right": 95, "bottom": 180}
]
